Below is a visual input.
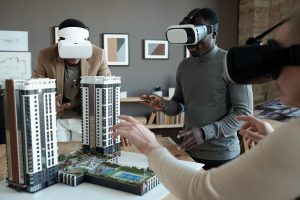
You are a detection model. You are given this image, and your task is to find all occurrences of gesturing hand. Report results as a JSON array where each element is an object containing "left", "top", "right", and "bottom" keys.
[
  {"left": 110, "top": 115, "right": 161, "bottom": 155},
  {"left": 56, "top": 93, "right": 71, "bottom": 115},
  {"left": 236, "top": 115, "right": 274, "bottom": 144},
  {"left": 139, "top": 95, "right": 167, "bottom": 111},
  {"left": 177, "top": 127, "right": 205, "bottom": 150}
]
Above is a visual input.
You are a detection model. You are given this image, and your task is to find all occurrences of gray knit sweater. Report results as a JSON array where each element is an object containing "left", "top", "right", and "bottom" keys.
[{"left": 163, "top": 46, "right": 253, "bottom": 160}]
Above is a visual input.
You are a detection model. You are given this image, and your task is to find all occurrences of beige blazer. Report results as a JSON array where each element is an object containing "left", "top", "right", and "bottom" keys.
[{"left": 32, "top": 44, "right": 111, "bottom": 102}]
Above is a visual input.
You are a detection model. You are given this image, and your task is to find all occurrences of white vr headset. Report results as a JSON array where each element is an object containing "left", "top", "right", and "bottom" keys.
[
  {"left": 166, "top": 24, "right": 214, "bottom": 45},
  {"left": 57, "top": 27, "right": 92, "bottom": 59}
]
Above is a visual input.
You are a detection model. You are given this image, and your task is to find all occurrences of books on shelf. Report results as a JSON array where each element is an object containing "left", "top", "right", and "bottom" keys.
[
  {"left": 147, "top": 111, "right": 184, "bottom": 125},
  {"left": 133, "top": 116, "right": 147, "bottom": 125},
  {"left": 147, "top": 112, "right": 156, "bottom": 125}
]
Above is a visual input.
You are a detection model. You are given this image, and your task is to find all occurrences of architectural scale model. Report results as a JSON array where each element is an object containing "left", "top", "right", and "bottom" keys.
[
  {"left": 80, "top": 76, "right": 121, "bottom": 154},
  {"left": 57, "top": 76, "right": 159, "bottom": 195},
  {"left": 2, "top": 76, "right": 160, "bottom": 195},
  {"left": 57, "top": 150, "right": 159, "bottom": 195},
  {"left": 1, "top": 78, "right": 58, "bottom": 192}
]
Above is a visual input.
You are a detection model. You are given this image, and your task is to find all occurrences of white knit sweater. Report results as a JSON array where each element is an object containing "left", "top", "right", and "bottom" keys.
[{"left": 148, "top": 117, "right": 300, "bottom": 200}]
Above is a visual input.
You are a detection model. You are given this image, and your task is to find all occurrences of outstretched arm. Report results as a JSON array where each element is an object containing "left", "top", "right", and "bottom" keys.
[
  {"left": 237, "top": 115, "right": 274, "bottom": 145},
  {"left": 111, "top": 115, "right": 300, "bottom": 200}
]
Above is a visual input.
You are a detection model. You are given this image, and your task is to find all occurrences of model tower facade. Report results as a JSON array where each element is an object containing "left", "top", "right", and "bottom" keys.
[
  {"left": 2, "top": 78, "right": 58, "bottom": 192},
  {"left": 81, "top": 76, "right": 121, "bottom": 154}
]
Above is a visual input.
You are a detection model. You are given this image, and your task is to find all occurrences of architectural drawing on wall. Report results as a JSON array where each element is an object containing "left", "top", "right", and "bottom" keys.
[
  {"left": 0, "top": 30, "right": 28, "bottom": 51},
  {"left": 0, "top": 52, "right": 31, "bottom": 80}
]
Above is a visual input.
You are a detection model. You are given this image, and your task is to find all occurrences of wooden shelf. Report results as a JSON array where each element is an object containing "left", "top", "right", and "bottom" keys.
[
  {"left": 120, "top": 97, "right": 140, "bottom": 103},
  {"left": 146, "top": 124, "right": 183, "bottom": 129},
  {"left": 120, "top": 96, "right": 171, "bottom": 103},
  {"left": 120, "top": 97, "right": 183, "bottom": 130}
]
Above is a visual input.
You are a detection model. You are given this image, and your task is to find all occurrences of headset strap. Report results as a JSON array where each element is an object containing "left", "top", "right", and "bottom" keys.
[
  {"left": 180, "top": 8, "right": 201, "bottom": 25},
  {"left": 246, "top": 18, "right": 289, "bottom": 45}
]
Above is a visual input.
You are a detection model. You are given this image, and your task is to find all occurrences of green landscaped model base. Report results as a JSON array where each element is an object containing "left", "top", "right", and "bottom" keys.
[{"left": 57, "top": 151, "right": 160, "bottom": 195}]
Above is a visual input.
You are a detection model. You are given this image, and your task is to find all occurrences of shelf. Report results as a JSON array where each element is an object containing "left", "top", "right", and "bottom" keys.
[
  {"left": 120, "top": 97, "right": 141, "bottom": 103},
  {"left": 146, "top": 124, "right": 183, "bottom": 129},
  {"left": 121, "top": 96, "right": 171, "bottom": 103},
  {"left": 120, "top": 97, "right": 183, "bottom": 130}
]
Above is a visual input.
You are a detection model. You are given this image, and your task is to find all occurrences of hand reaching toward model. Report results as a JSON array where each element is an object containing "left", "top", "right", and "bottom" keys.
[
  {"left": 111, "top": 115, "right": 161, "bottom": 155},
  {"left": 237, "top": 115, "right": 274, "bottom": 145}
]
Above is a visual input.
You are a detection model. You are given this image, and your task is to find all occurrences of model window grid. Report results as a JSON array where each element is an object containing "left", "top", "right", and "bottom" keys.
[
  {"left": 82, "top": 87, "right": 89, "bottom": 145},
  {"left": 4, "top": 78, "right": 58, "bottom": 192},
  {"left": 22, "top": 94, "right": 42, "bottom": 172},
  {"left": 43, "top": 92, "right": 57, "bottom": 167},
  {"left": 80, "top": 76, "right": 121, "bottom": 153}
]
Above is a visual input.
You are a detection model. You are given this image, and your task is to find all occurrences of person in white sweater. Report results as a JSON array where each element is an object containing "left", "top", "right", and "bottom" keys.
[
  {"left": 237, "top": 115, "right": 274, "bottom": 145},
  {"left": 111, "top": 12, "right": 300, "bottom": 200}
]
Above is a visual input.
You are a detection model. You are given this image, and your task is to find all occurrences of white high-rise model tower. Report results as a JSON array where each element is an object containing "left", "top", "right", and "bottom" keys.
[
  {"left": 81, "top": 76, "right": 121, "bottom": 154},
  {"left": 2, "top": 78, "right": 58, "bottom": 192}
]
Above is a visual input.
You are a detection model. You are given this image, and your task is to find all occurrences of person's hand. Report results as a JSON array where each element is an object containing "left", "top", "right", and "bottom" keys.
[
  {"left": 110, "top": 115, "right": 161, "bottom": 155},
  {"left": 121, "top": 136, "right": 132, "bottom": 146},
  {"left": 56, "top": 93, "right": 71, "bottom": 115},
  {"left": 177, "top": 127, "right": 205, "bottom": 150},
  {"left": 236, "top": 115, "right": 274, "bottom": 144},
  {"left": 139, "top": 95, "right": 167, "bottom": 111}
]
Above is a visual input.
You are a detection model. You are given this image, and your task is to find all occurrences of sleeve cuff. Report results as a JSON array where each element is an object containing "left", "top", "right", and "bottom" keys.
[
  {"left": 202, "top": 124, "right": 216, "bottom": 140},
  {"left": 160, "top": 100, "right": 169, "bottom": 113}
]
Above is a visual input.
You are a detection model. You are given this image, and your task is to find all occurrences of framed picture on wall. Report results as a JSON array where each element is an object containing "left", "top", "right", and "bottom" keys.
[
  {"left": 102, "top": 33, "right": 129, "bottom": 66},
  {"left": 185, "top": 47, "right": 190, "bottom": 58},
  {"left": 143, "top": 40, "right": 168, "bottom": 59},
  {"left": 0, "top": 30, "right": 28, "bottom": 51},
  {"left": 53, "top": 26, "right": 59, "bottom": 44}
]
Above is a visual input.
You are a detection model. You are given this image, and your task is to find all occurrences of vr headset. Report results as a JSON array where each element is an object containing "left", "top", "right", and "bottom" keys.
[
  {"left": 165, "top": 8, "right": 217, "bottom": 45},
  {"left": 225, "top": 40, "right": 300, "bottom": 84},
  {"left": 57, "top": 27, "right": 92, "bottom": 59},
  {"left": 226, "top": 18, "right": 300, "bottom": 84},
  {"left": 166, "top": 24, "right": 214, "bottom": 45}
]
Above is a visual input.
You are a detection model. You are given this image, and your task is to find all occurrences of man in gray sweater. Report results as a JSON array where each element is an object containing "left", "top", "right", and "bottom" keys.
[{"left": 140, "top": 8, "right": 253, "bottom": 169}]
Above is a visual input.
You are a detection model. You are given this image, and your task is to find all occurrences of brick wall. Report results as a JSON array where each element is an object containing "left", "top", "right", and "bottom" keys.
[{"left": 239, "top": 0, "right": 300, "bottom": 104}]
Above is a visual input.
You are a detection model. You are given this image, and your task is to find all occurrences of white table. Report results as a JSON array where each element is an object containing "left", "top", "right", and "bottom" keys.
[{"left": 0, "top": 151, "right": 203, "bottom": 200}]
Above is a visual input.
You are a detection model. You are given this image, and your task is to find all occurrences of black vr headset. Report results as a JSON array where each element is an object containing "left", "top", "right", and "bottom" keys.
[{"left": 226, "top": 18, "right": 300, "bottom": 84}]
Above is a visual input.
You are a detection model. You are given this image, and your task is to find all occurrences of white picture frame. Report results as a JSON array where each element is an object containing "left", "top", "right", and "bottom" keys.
[
  {"left": 185, "top": 47, "right": 191, "bottom": 58},
  {"left": 0, "top": 52, "right": 31, "bottom": 80},
  {"left": 54, "top": 26, "right": 59, "bottom": 44},
  {"left": 143, "top": 40, "right": 169, "bottom": 59},
  {"left": 102, "top": 33, "right": 129, "bottom": 66},
  {"left": 0, "top": 30, "right": 28, "bottom": 51}
]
